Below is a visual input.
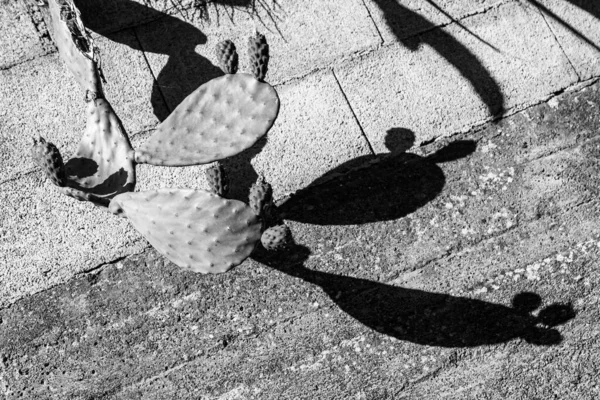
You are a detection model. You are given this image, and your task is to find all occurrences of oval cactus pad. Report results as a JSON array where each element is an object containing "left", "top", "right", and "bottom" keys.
[
  {"left": 49, "top": 0, "right": 101, "bottom": 94},
  {"left": 63, "top": 98, "right": 135, "bottom": 199},
  {"left": 135, "top": 73, "right": 279, "bottom": 166},
  {"left": 108, "top": 189, "right": 262, "bottom": 273}
]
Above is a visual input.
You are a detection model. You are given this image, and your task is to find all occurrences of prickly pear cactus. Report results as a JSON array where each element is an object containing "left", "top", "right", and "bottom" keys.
[
  {"left": 49, "top": 0, "right": 102, "bottom": 95},
  {"left": 261, "top": 224, "right": 292, "bottom": 251},
  {"left": 215, "top": 40, "right": 238, "bottom": 75},
  {"left": 135, "top": 36, "right": 279, "bottom": 167},
  {"left": 31, "top": 137, "right": 66, "bottom": 187},
  {"left": 249, "top": 175, "right": 273, "bottom": 217},
  {"left": 206, "top": 162, "right": 229, "bottom": 197},
  {"left": 108, "top": 189, "right": 262, "bottom": 273},
  {"left": 248, "top": 32, "right": 269, "bottom": 81}
]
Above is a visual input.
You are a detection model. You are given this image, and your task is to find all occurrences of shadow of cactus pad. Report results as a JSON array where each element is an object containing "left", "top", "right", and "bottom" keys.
[
  {"left": 49, "top": 0, "right": 100, "bottom": 94},
  {"left": 108, "top": 189, "right": 262, "bottom": 273},
  {"left": 135, "top": 73, "right": 279, "bottom": 166},
  {"left": 63, "top": 98, "right": 135, "bottom": 200}
]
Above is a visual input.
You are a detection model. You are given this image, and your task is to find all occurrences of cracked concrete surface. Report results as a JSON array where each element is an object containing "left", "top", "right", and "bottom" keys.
[{"left": 2, "top": 0, "right": 600, "bottom": 398}]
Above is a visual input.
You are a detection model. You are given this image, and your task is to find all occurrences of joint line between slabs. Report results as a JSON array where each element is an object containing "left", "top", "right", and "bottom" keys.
[
  {"left": 331, "top": 69, "right": 376, "bottom": 155},
  {"left": 528, "top": 0, "right": 581, "bottom": 82},
  {"left": 131, "top": 27, "right": 172, "bottom": 115}
]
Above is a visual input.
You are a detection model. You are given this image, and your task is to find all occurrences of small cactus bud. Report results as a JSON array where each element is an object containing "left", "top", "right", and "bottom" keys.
[
  {"left": 261, "top": 224, "right": 292, "bottom": 251},
  {"left": 249, "top": 175, "right": 272, "bottom": 217},
  {"left": 247, "top": 32, "right": 269, "bottom": 81},
  {"left": 206, "top": 162, "right": 229, "bottom": 197},
  {"left": 215, "top": 40, "right": 239, "bottom": 74},
  {"left": 31, "top": 136, "right": 66, "bottom": 187}
]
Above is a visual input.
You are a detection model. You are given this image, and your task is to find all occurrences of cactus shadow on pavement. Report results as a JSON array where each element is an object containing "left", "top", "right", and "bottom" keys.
[
  {"left": 253, "top": 245, "right": 576, "bottom": 347},
  {"left": 279, "top": 128, "right": 475, "bottom": 225}
]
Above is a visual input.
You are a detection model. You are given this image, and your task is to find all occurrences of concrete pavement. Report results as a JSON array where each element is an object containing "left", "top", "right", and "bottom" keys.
[{"left": 2, "top": 0, "right": 600, "bottom": 398}]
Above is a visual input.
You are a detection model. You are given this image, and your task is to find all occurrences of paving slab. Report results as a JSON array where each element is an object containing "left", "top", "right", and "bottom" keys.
[
  {"left": 1, "top": 69, "right": 600, "bottom": 400},
  {"left": 0, "top": 172, "right": 147, "bottom": 309},
  {"left": 0, "top": 0, "right": 47, "bottom": 69},
  {"left": 533, "top": 0, "right": 600, "bottom": 81},
  {"left": 363, "top": 0, "right": 513, "bottom": 43},
  {"left": 249, "top": 71, "right": 374, "bottom": 199},
  {"left": 335, "top": 0, "right": 578, "bottom": 153},
  {"left": 93, "top": 32, "right": 168, "bottom": 134},
  {"left": 0, "top": 55, "right": 85, "bottom": 183},
  {"left": 133, "top": 0, "right": 381, "bottom": 114}
]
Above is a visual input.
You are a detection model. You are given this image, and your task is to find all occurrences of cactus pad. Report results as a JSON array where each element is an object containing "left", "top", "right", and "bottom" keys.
[
  {"left": 215, "top": 40, "right": 238, "bottom": 75},
  {"left": 261, "top": 224, "right": 292, "bottom": 251},
  {"left": 248, "top": 32, "right": 269, "bottom": 81},
  {"left": 31, "top": 137, "right": 67, "bottom": 187},
  {"left": 135, "top": 73, "right": 279, "bottom": 166},
  {"left": 62, "top": 98, "right": 135, "bottom": 201},
  {"left": 206, "top": 162, "right": 229, "bottom": 197},
  {"left": 49, "top": 0, "right": 101, "bottom": 94},
  {"left": 108, "top": 189, "right": 262, "bottom": 273}
]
